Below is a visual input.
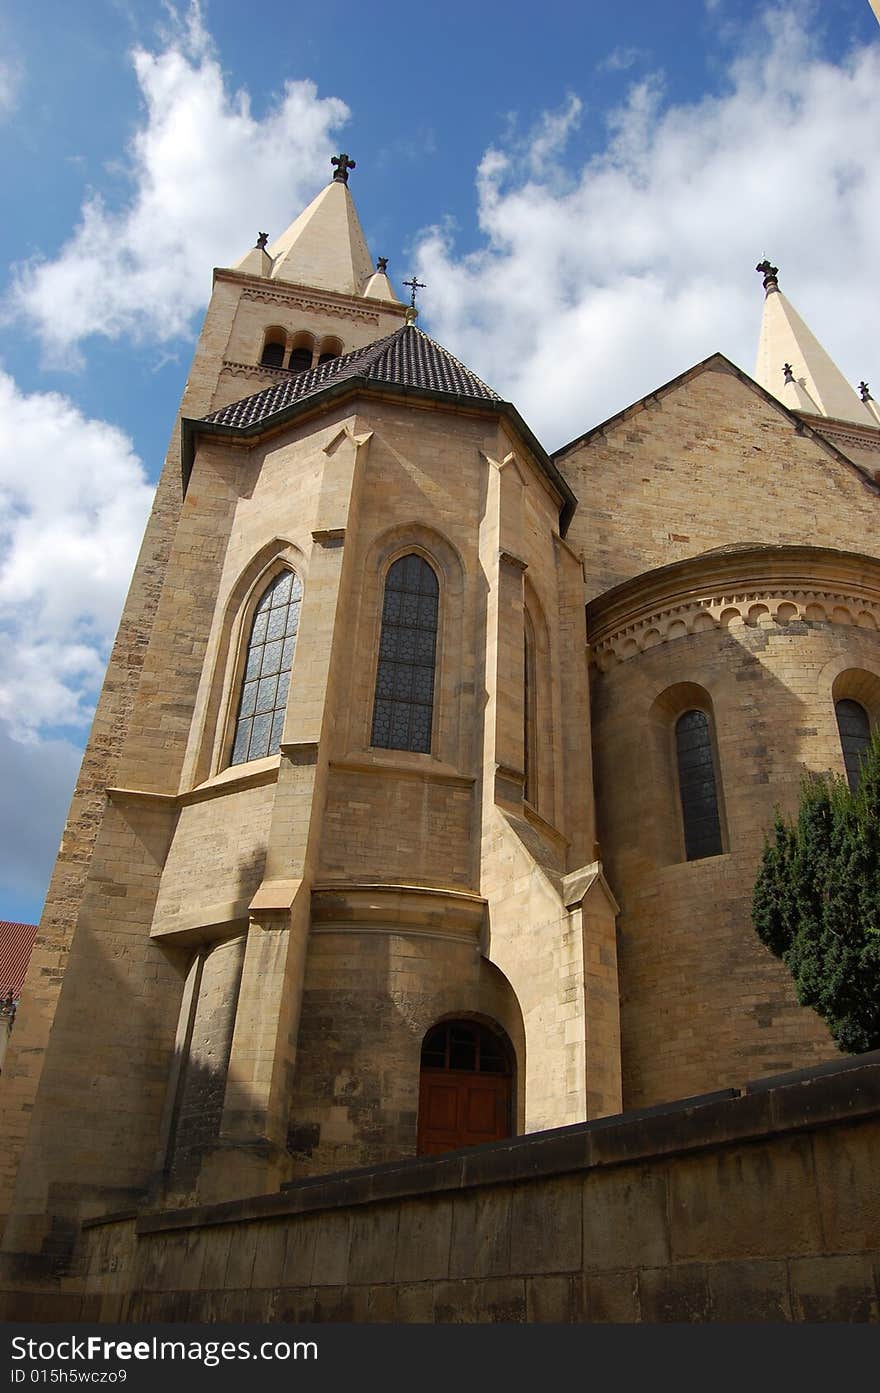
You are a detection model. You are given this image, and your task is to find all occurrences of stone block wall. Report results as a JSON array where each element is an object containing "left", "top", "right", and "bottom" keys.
[{"left": 4, "top": 1053, "right": 877, "bottom": 1324}]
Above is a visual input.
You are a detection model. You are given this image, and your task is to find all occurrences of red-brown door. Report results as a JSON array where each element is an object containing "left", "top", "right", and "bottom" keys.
[
  {"left": 417, "top": 1070, "right": 511, "bottom": 1154},
  {"left": 416, "top": 1020, "right": 513, "bottom": 1155}
]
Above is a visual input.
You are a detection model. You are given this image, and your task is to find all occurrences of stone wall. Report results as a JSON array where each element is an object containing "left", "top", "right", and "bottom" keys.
[{"left": 4, "top": 1054, "right": 877, "bottom": 1324}]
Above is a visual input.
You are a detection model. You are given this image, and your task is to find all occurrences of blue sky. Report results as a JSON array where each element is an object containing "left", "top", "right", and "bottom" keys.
[{"left": 0, "top": 0, "right": 878, "bottom": 923}]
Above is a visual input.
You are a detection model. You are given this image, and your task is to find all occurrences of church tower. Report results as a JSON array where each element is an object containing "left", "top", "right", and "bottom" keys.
[{"left": 0, "top": 158, "right": 620, "bottom": 1284}]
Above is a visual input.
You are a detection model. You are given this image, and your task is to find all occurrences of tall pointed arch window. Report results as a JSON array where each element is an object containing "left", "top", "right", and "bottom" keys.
[
  {"left": 230, "top": 569, "right": 302, "bottom": 765},
  {"left": 371, "top": 553, "right": 438, "bottom": 753},
  {"left": 523, "top": 613, "right": 537, "bottom": 805},
  {"left": 675, "top": 709, "right": 723, "bottom": 861},
  {"left": 835, "top": 698, "right": 871, "bottom": 792}
]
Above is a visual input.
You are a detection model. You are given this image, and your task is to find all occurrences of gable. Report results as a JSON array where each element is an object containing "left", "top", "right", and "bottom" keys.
[{"left": 557, "top": 357, "right": 880, "bottom": 602}]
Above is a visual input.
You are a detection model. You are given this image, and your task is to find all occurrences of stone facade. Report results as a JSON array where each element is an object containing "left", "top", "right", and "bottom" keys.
[{"left": 1, "top": 173, "right": 878, "bottom": 1316}]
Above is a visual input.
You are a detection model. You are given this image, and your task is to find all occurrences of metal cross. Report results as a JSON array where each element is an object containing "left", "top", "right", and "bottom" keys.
[
  {"left": 402, "top": 275, "right": 426, "bottom": 308},
  {"left": 331, "top": 152, "right": 356, "bottom": 184}
]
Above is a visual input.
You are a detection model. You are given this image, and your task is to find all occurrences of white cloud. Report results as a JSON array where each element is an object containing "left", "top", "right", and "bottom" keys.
[
  {"left": 0, "top": 54, "right": 22, "bottom": 119},
  {"left": 415, "top": 8, "right": 880, "bottom": 449},
  {"left": 9, "top": 2, "right": 349, "bottom": 363},
  {"left": 0, "top": 370, "right": 152, "bottom": 739},
  {"left": 597, "top": 46, "right": 648, "bottom": 73}
]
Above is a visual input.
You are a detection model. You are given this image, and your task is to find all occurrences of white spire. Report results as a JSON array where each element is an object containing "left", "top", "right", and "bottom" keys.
[
  {"left": 754, "top": 260, "right": 875, "bottom": 426},
  {"left": 266, "top": 178, "right": 374, "bottom": 294}
]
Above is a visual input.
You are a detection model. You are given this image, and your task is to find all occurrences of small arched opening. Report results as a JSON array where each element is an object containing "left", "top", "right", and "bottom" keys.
[
  {"left": 259, "top": 327, "right": 286, "bottom": 368},
  {"left": 416, "top": 1019, "right": 514, "bottom": 1155},
  {"left": 288, "top": 331, "right": 315, "bottom": 374},
  {"left": 318, "top": 335, "right": 343, "bottom": 366}
]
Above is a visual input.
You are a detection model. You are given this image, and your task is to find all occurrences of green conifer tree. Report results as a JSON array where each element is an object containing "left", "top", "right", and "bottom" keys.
[{"left": 752, "top": 729, "right": 880, "bottom": 1053}]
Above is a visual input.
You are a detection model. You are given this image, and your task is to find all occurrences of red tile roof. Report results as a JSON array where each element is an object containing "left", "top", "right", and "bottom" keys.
[{"left": 0, "top": 921, "right": 38, "bottom": 998}]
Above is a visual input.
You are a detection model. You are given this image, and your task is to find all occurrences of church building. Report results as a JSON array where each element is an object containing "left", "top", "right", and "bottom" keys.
[{"left": 2, "top": 156, "right": 879, "bottom": 1297}]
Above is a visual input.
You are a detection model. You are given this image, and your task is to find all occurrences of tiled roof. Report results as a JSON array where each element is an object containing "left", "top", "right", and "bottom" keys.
[
  {"left": 0, "top": 921, "right": 38, "bottom": 998},
  {"left": 202, "top": 324, "right": 501, "bottom": 431}
]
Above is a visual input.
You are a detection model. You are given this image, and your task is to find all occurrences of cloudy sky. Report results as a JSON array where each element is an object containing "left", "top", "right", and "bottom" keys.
[{"left": 1, "top": 0, "right": 878, "bottom": 923}]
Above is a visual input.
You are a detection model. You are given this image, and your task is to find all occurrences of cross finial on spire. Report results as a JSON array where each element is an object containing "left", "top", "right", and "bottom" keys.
[
  {"left": 256, "top": 232, "right": 269, "bottom": 250},
  {"left": 756, "top": 258, "right": 779, "bottom": 293},
  {"left": 402, "top": 275, "right": 426, "bottom": 309},
  {"left": 331, "top": 152, "right": 356, "bottom": 184}
]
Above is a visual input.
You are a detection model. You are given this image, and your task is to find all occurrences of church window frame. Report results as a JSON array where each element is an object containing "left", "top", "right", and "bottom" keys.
[
  {"left": 224, "top": 562, "right": 303, "bottom": 768},
  {"left": 647, "top": 682, "right": 728, "bottom": 866},
  {"left": 523, "top": 610, "right": 538, "bottom": 806},
  {"left": 674, "top": 707, "right": 725, "bottom": 861},
  {"left": 370, "top": 550, "right": 440, "bottom": 755},
  {"left": 828, "top": 669, "right": 880, "bottom": 796},
  {"left": 521, "top": 580, "right": 555, "bottom": 818},
  {"left": 835, "top": 698, "right": 871, "bottom": 793}
]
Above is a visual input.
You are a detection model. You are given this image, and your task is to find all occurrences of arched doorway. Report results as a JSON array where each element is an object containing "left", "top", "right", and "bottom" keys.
[{"left": 416, "top": 1019, "right": 514, "bottom": 1155}]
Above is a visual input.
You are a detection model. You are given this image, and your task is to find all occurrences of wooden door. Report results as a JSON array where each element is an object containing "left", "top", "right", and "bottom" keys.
[{"left": 417, "top": 1070, "right": 511, "bottom": 1154}]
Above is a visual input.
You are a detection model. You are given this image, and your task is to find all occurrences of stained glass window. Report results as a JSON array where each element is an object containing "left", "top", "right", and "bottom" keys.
[
  {"left": 230, "top": 569, "right": 302, "bottom": 765},
  {"left": 675, "top": 709, "right": 723, "bottom": 861},
  {"left": 835, "top": 699, "right": 871, "bottom": 792},
  {"left": 371, "top": 553, "right": 438, "bottom": 754}
]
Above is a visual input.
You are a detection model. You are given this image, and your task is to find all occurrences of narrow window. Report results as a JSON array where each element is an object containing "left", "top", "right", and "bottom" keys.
[
  {"left": 260, "top": 340, "right": 285, "bottom": 368},
  {"left": 675, "top": 709, "right": 723, "bottom": 860},
  {"left": 371, "top": 553, "right": 438, "bottom": 753},
  {"left": 288, "top": 347, "right": 312, "bottom": 373},
  {"left": 835, "top": 698, "right": 871, "bottom": 792},
  {"left": 523, "top": 614, "right": 537, "bottom": 804},
  {"left": 230, "top": 570, "right": 302, "bottom": 765}
]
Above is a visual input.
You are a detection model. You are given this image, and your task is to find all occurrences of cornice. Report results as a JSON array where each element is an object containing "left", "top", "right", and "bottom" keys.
[
  {"left": 587, "top": 544, "right": 880, "bottom": 671},
  {"left": 310, "top": 882, "right": 486, "bottom": 938},
  {"left": 239, "top": 285, "right": 380, "bottom": 324}
]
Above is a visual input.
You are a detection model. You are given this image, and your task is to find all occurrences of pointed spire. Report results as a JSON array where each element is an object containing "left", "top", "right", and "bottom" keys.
[
  {"left": 363, "top": 256, "right": 403, "bottom": 303},
  {"left": 233, "top": 231, "right": 273, "bottom": 277},
  {"left": 265, "top": 173, "right": 375, "bottom": 294},
  {"left": 780, "top": 362, "right": 820, "bottom": 413},
  {"left": 859, "top": 382, "right": 880, "bottom": 427},
  {"left": 754, "top": 261, "right": 876, "bottom": 426}
]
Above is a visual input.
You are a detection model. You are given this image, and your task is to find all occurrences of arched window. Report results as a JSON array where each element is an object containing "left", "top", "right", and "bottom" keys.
[
  {"left": 318, "top": 336, "right": 343, "bottom": 366},
  {"left": 835, "top": 698, "right": 871, "bottom": 792},
  {"left": 371, "top": 553, "right": 438, "bottom": 753},
  {"left": 288, "top": 346, "right": 312, "bottom": 373},
  {"left": 260, "top": 339, "right": 285, "bottom": 368},
  {"left": 230, "top": 569, "right": 302, "bottom": 765},
  {"left": 523, "top": 613, "right": 537, "bottom": 804},
  {"left": 675, "top": 709, "right": 723, "bottom": 860}
]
